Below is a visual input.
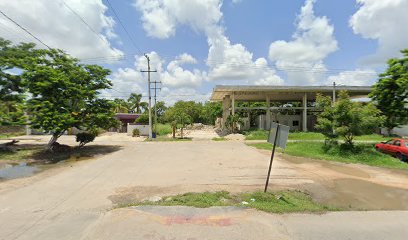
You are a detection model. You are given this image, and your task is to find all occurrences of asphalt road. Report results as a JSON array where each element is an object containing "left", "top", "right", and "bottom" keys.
[{"left": 0, "top": 136, "right": 407, "bottom": 239}]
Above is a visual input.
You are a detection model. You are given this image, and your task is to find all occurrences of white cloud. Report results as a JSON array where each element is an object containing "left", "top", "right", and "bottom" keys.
[
  {"left": 327, "top": 69, "right": 377, "bottom": 86},
  {"left": 108, "top": 52, "right": 206, "bottom": 100},
  {"left": 350, "top": 0, "right": 408, "bottom": 66},
  {"left": 134, "top": 0, "right": 283, "bottom": 85},
  {"left": 269, "top": 0, "right": 338, "bottom": 85},
  {"left": 0, "top": 0, "right": 123, "bottom": 61},
  {"left": 134, "top": 0, "right": 222, "bottom": 39}
]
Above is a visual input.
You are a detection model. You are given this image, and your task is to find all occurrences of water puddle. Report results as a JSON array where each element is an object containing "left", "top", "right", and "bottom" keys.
[{"left": 0, "top": 162, "right": 41, "bottom": 180}]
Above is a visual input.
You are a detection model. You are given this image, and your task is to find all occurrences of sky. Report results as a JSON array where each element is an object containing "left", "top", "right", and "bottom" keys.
[{"left": 0, "top": 0, "right": 407, "bottom": 104}]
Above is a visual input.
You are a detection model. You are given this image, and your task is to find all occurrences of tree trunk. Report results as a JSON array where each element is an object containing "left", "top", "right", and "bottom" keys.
[
  {"left": 181, "top": 127, "right": 184, "bottom": 138},
  {"left": 172, "top": 126, "right": 176, "bottom": 138},
  {"left": 47, "top": 132, "right": 62, "bottom": 151}
]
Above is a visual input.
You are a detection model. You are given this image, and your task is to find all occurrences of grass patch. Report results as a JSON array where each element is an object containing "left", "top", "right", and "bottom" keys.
[
  {"left": 243, "top": 129, "right": 269, "bottom": 140},
  {"left": 212, "top": 137, "right": 227, "bottom": 141},
  {"left": 154, "top": 123, "right": 173, "bottom": 136},
  {"left": 118, "top": 191, "right": 337, "bottom": 213},
  {"left": 146, "top": 136, "right": 192, "bottom": 142},
  {"left": 0, "top": 148, "right": 42, "bottom": 161},
  {"left": 247, "top": 142, "right": 408, "bottom": 169},
  {"left": 0, "top": 145, "right": 121, "bottom": 162},
  {"left": 0, "top": 132, "right": 25, "bottom": 139},
  {"left": 243, "top": 129, "right": 389, "bottom": 142}
]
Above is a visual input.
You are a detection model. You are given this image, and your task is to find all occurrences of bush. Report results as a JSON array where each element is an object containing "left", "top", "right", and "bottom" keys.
[
  {"left": 76, "top": 132, "right": 96, "bottom": 147},
  {"left": 155, "top": 123, "right": 172, "bottom": 136},
  {"left": 132, "top": 128, "right": 140, "bottom": 137},
  {"left": 135, "top": 114, "right": 149, "bottom": 124}
]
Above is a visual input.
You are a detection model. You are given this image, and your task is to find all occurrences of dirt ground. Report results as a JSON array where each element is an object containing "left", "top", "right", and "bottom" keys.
[{"left": 0, "top": 132, "right": 407, "bottom": 239}]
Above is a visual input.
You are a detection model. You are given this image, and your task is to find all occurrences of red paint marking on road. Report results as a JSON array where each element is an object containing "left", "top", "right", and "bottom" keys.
[{"left": 163, "top": 216, "right": 233, "bottom": 226}]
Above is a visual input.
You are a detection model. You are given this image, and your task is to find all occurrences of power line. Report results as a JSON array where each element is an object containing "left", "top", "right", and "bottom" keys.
[
  {"left": 61, "top": 0, "right": 108, "bottom": 46},
  {"left": 0, "top": 9, "right": 51, "bottom": 49},
  {"left": 104, "top": 0, "right": 143, "bottom": 55}
]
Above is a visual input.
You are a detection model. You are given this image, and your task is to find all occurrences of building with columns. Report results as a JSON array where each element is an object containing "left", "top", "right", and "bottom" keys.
[{"left": 210, "top": 85, "right": 372, "bottom": 131}]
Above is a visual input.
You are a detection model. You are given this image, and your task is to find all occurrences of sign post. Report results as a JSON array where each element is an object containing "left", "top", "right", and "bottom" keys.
[{"left": 264, "top": 122, "right": 289, "bottom": 193}]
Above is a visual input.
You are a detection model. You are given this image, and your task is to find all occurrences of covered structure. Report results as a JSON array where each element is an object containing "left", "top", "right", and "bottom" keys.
[{"left": 210, "top": 85, "right": 372, "bottom": 131}]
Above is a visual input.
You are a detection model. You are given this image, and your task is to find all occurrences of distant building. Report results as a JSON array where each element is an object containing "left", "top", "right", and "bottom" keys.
[
  {"left": 210, "top": 85, "right": 372, "bottom": 131},
  {"left": 115, "top": 113, "right": 140, "bottom": 132}
]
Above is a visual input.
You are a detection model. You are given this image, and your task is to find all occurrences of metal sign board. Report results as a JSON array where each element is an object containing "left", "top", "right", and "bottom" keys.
[{"left": 267, "top": 122, "right": 290, "bottom": 149}]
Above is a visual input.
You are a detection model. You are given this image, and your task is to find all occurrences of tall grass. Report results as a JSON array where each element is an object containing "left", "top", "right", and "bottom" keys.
[{"left": 247, "top": 142, "right": 408, "bottom": 169}]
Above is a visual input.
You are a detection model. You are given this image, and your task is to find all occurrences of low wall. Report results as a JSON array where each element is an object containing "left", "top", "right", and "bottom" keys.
[
  {"left": 0, "top": 125, "right": 26, "bottom": 134},
  {"left": 127, "top": 124, "right": 149, "bottom": 136}
]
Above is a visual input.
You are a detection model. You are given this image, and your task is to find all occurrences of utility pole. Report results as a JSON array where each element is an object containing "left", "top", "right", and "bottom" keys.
[
  {"left": 151, "top": 80, "right": 161, "bottom": 134},
  {"left": 332, "top": 81, "right": 336, "bottom": 105},
  {"left": 141, "top": 54, "right": 157, "bottom": 139}
]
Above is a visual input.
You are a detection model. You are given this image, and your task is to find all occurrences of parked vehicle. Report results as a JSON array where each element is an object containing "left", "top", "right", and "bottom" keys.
[{"left": 375, "top": 138, "right": 408, "bottom": 161}]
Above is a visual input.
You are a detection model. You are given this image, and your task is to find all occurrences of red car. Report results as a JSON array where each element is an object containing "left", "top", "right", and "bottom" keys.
[{"left": 375, "top": 138, "right": 408, "bottom": 161}]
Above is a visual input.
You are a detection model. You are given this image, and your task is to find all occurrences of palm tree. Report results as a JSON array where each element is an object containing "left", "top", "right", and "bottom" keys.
[
  {"left": 113, "top": 98, "right": 129, "bottom": 113},
  {"left": 127, "top": 93, "right": 143, "bottom": 113}
]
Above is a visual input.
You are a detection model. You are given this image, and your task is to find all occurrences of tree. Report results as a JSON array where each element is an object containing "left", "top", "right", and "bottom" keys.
[
  {"left": 23, "top": 48, "right": 118, "bottom": 150},
  {"left": 113, "top": 98, "right": 129, "bottom": 113},
  {"left": 225, "top": 114, "right": 244, "bottom": 133},
  {"left": 316, "top": 91, "right": 384, "bottom": 146},
  {"left": 201, "top": 101, "right": 222, "bottom": 125},
  {"left": 164, "top": 106, "right": 192, "bottom": 138},
  {"left": 369, "top": 49, "right": 408, "bottom": 135},
  {"left": 0, "top": 38, "right": 41, "bottom": 125},
  {"left": 153, "top": 101, "right": 167, "bottom": 123},
  {"left": 127, "top": 93, "right": 144, "bottom": 113}
]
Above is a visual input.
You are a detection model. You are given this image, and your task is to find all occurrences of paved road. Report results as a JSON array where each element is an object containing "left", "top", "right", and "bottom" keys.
[{"left": 0, "top": 138, "right": 407, "bottom": 239}]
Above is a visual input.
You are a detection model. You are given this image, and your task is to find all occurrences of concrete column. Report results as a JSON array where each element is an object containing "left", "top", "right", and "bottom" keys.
[
  {"left": 302, "top": 93, "right": 308, "bottom": 132},
  {"left": 265, "top": 96, "right": 271, "bottom": 130},
  {"left": 231, "top": 92, "right": 235, "bottom": 115},
  {"left": 222, "top": 95, "right": 231, "bottom": 130}
]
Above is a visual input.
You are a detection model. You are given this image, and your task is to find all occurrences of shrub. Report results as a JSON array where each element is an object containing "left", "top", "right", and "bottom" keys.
[
  {"left": 76, "top": 132, "right": 96, "bottom": 147},
  {"left": 132, "top": 128, "right": 140, "bottom": 137},
  {"left": 135, "top": 114, "right": 149, "bottom": 124}
]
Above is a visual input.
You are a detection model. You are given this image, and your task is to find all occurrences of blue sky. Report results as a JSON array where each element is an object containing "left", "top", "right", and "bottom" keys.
[{"left": 0, "top": 0, "right": 407, "bottom": 103}]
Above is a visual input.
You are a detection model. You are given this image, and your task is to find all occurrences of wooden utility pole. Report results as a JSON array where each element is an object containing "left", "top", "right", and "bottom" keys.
[{"left": 141, "top": 54, "right": 157, "bottom": 139}]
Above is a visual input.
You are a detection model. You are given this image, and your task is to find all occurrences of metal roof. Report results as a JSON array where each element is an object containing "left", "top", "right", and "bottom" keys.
[{"left": 210, "top": 85, "right": 372, "bottom": 101}]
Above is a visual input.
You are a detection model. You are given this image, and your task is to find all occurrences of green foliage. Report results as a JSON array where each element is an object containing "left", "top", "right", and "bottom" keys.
[
  {"left": 200, "top": 101, "right": 222, "bottom": 125},
  {"left": 155, "top": 123, "right": 172, "bottom": 136},
  {"left": 163, "top": 101, "right": 194, "bottom": 138},
  {"left": 369, "top": 49, "right": 408, "bottom": 134},
  {"left": 243, "top": 129, "right": 269, "bottom": 140},
  {"left": 212, "top": 137, "right": 227, "bottom": 141},
  {"left": 127, "top": 93, "right": 148, "bottom": 113},
  {"left": 225, "top": 114, "right": 243, "bottom": 133},
  {"left": 21, "top": 48, "right": 118, "bottom": 148},
  {"left": 76, "top": 132, "right": 96, "bottom": 147},
  {"left": 315, "top": 91, "right": 384, "bottom": 146},
  {"left": 153, "top": 101, "right": 167, "bottom": 123},
  {"left": 119, "top": 191, "right": 335, "bottom": 213},
  {"left": 248, "top": 142, "right": 407, "bottom": 169},
  {"left": 113, "top": 98, "right": 129, "bottom": 113},
  {"left": 135, "top": 113, "right": 149, "bottom": 124},
  {"left": 132, "top": 128, "right": 140, "bottom": 137}
]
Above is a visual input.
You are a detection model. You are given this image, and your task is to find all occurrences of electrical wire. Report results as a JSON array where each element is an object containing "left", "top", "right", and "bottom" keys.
[
  {"left": 0, "top": 9, "right": 51, "bottom": 49},
  {"left": 105, "top": 0, "right": 144, "bottom": 55}
]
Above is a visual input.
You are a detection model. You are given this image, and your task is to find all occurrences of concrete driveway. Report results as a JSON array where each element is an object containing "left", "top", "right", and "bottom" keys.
[{"left": 0, "top": 135, "right": 407, "bottom": 239}]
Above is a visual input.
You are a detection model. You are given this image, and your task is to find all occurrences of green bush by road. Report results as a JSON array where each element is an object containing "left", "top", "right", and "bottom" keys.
[
  {"left": 118, "top": 191, "right": 337, "bottom": 213},
  {"left": 243, "top": 129, "right": 389, "bottom": 142},
  {"left": 247, "top": 142, "right": 408, "bottom": 169}
]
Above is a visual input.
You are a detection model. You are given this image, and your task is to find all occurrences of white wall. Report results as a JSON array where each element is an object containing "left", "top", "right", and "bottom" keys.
[{"left": 127, "top": 124, "right": 149, "bottom": 136}]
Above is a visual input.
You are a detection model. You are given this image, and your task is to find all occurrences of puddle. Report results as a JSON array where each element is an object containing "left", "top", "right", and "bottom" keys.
[
  {"left": 323, "top": 178, "right": 408, "bottom": 210},
  {"left": 0, "top": 162, "right": 41, "bottom": 180}
]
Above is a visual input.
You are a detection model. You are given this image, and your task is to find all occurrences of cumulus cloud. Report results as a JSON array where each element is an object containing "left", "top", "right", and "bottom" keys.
[
  {"left": 269, "top": 0, "right": 338, "bottom": 85},
  {"left": 107, "top": 52, "right": 206, "bottom": 102},
  {"left": 0, "top": 0, "right": 123, "bottom": 61},
  {"left": 134, "top": 0, "right": 283, "bottom": 85},
  {"left": 134, "top": 0, "right": 222, "bottom": 39},
  {"left": 350, "top": 0, "right": 408, "bottom": 66},
  {"left": 327, "top": 69, "right": 377, "bottom": 86}
]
